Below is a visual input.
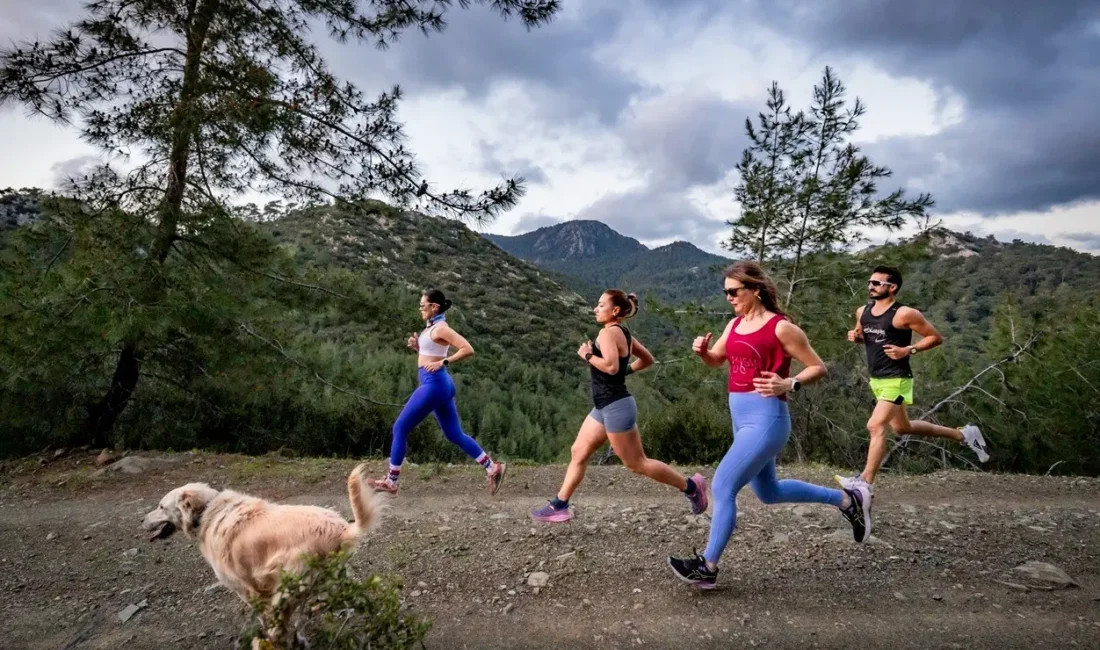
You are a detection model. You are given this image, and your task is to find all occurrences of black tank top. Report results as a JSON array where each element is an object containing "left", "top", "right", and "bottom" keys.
[
  {"left": 590, "top": 324, "right": 632, "bottom": 409},
  {"left": 860, "top": 301, "right": 913, "bottom": 378}
]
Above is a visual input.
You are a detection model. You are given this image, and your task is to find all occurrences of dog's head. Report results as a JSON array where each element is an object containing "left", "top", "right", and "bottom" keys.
[{"left": 142, "top": 483, "right": 219, "bottom": 542}]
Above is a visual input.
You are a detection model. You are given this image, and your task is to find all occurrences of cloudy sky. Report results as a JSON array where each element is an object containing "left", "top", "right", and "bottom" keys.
[{"left": 2, "top": 0, "right": 1098, "bottom": 255}]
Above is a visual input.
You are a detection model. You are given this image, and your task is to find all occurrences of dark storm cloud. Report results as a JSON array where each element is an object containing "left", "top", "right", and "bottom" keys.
[
  {"left": 324, "top": 2, "right": 641, "bottom": 125},
  {"left": 748, "top": 0, "right": 1100, "bottom": 109},
  {"left": 621, "top": 93, "right": 752, "bottom": 191},
  {"left": 737, "top": 0, "right": 1100, "bottom": 216},
  {"left": 574, "top": 189, "right": 726, "bottom": 247},
  {"left": 864, "top": 95, "right": 1100, "bottom": 215}
]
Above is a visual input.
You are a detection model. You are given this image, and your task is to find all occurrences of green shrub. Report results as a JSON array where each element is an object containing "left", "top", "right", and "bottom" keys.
[{"left": 237, "top": 551, "right": 430, "bottom": 650}]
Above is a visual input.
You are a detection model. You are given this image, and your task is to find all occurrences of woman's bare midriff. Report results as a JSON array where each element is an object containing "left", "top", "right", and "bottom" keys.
[{"left": 418, "top": 353, "right": 446, "bottom": 368}]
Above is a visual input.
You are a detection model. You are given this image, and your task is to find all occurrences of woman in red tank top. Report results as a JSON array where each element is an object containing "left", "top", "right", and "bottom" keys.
[
  {"left": 667, "top": 262, "right": 873, "bottom": 589},
  {"left": 724, "top": 311, "right": 792, "bottom": 398}
]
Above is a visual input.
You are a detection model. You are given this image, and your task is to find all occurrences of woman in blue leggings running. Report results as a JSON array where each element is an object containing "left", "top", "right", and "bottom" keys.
[
  {"left": 366, "top": 289, "right": 506, "bottom": 496},
  {"left": 667, "top": 262, "right": 872, "bottom": 588}
]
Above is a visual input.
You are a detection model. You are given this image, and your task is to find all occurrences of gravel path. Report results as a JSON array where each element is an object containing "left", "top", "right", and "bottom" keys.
[{"left": 2, "top": 451, "right": 1098, "bottom": 649}]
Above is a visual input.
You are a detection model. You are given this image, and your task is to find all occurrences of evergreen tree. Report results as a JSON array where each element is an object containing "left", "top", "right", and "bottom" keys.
[{"left": 726, "top": 66, "right": 934, "bottom": 306}]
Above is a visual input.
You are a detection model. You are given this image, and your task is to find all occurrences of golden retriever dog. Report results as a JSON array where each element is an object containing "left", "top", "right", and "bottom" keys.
[{"left": 142, "top": 462, "right": 381, "bottom": 604}]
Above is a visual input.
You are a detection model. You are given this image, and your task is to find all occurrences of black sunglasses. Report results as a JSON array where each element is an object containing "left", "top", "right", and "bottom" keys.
[{"left": 723, "top": 287, "right": 748, "bottom": 297}]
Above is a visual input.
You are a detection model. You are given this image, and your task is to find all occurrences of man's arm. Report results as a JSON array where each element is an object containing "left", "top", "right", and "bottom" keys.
[
  {"left": 884, "top": 306, "right": 943, "bottom": 359},
  {"left": 847, "top": 305, "right": 865, "bottom": 343}
]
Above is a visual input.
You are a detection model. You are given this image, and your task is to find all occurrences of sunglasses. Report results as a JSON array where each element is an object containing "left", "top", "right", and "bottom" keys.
[
  {"left": 723, "top": 287, "right": 748, "bottom": 297},
  {"left": 867, "top": 280, "right": 894, "bottom": 288}
]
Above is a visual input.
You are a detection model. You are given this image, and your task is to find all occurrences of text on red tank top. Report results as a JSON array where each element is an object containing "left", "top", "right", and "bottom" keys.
[{"left": 725, "top": 313, "right": 792, "bottom": 396}]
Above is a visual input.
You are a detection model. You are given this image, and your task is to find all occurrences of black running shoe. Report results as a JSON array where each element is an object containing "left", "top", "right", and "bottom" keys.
[
  {"left": 839, "top": 485, "right": 872, "bottom": 543},
  {"left": 667, "top": 550, "right": 718, "bottom": 589}
]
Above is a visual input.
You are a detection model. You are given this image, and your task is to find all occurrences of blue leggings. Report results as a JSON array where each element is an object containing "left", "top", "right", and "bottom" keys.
[
  {"left": 390, "top": 367, "right": 486, "bottom": 466},
  {"left": 704, "top": 392, "right": 845, "bottom": 564}
]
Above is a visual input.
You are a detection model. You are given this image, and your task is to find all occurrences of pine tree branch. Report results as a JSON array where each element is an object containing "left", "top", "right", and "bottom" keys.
[
  {"left": 237, "top": 321, "right": 405, "bottom": 408},
  {"left": 175, "top": 235, "right": 351, "bottom": 300},
  {"left": 6, "top": 47, "right": 184, "bottom": 90},
  {"left": 918, "top": 332, "right": 1041, "bottom": 420},
  {"left": 881, "top": 332, "right": 1042, "bottom": 468},
  {"left": 260, "top": 95, "right": 524, "bottom": 219},
  {"left": 41, "top": 235, "right": 73, "bottom": 280}
]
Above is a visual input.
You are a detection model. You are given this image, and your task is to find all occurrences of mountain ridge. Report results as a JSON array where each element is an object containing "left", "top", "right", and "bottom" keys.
[{"left": 485, "top": 220, "right": 731, "bottom": 303}]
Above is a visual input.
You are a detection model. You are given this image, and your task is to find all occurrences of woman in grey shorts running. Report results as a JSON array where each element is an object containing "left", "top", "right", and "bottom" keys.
[{"left": 531, "top": 290, "right": 708, "bottom": 522}]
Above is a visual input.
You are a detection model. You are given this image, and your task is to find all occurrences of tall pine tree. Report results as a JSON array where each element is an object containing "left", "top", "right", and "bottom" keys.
[{"left": 726, "top": 67, "right": 934, "bottom": 306}]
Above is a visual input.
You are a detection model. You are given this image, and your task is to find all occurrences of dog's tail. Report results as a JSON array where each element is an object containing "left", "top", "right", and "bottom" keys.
[{"left": 344, "top": 463, "right": 381, "bottom": 541}]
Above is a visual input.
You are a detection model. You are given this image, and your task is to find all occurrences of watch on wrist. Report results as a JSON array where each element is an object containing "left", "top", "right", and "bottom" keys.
[
  {"left": 442, "top": 359, "right": 450, "bottom": 366},
  {"left": 790, "top": 378, "right": 801, "bottom": 392},
  {"left": 908, "top": 346, "right": 918, "bottom": 356},
  {"left": 584, "top": 352, "right": 593, "bottom": 361}
]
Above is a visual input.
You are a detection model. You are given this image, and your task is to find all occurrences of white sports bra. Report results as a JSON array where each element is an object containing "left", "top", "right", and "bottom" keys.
[{"left": 418, "top": 323, "right": 450, "bottom": 357}]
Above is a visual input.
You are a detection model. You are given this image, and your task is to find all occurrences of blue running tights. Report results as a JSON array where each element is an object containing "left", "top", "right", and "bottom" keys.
[
  {"left": 389, "top": 367, "right": 486, "bottom": 467},
  {"left": 704, "top": 391, "right": 845, "bottom": 564}
]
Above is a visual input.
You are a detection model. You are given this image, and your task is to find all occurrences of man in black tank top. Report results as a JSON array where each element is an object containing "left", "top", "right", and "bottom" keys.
[
  {"left": 836, "top": 265, "right": 990, "bottom": 498},
  {"left": 860, "top": 301, "right": 913, "bottom": 380}
]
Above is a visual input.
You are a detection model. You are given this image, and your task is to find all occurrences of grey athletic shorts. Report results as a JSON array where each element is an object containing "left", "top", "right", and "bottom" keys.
[{"left": 589, "top": 395, "right": 638, "bottom": 433}]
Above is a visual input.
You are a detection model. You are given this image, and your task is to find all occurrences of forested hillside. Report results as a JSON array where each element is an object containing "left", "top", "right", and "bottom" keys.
[{"left": 2, "top": 190, "right": 1098, "bottom": 475}]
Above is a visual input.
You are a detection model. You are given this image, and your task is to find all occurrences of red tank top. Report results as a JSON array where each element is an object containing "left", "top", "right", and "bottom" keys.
[{"left": 725, "top": 313, "right": 792, "bottom": 400}]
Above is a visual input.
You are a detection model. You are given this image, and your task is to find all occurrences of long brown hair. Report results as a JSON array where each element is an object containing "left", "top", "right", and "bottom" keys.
[
  {"left": 604, "top": 289, "right": 639, "bottom": 321},
  {"left": 723, "top": 261, "right": 784, "bottom": 316}
]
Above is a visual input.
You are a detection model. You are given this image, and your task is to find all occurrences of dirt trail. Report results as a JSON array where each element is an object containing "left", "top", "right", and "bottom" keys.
[{"left": 2, "top": 451, "right": 1099, "bottom": 649}]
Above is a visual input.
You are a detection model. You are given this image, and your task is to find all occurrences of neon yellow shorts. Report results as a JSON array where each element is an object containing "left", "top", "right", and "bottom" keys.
[{"left": 869, "top": 377, "right": 914, "bottom": 406}]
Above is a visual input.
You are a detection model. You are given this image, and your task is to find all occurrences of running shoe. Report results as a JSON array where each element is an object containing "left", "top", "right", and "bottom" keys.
[
  {"left": 667, "top": 550, "right": 718, "bottom": 589},
  {"left": 839, "top": 485, "right": 872, "bottom": 543},
  {"left": 834, "top": 473, "right": 874, "bottom": 495},
  {"left": 686, "top": 473, "right": 709, "bottom": 515},
  {"left": 366, "top": 476, "right": 398, "bottom": 495},
  {"left": 488, "top": 462, "right": 507, "bottom": 495},
  {"left": 960, "top": 424, "right": 990, "bottom": 463},
  {"left": 531, "top": 500, "right": 572, "bottom": 523}
]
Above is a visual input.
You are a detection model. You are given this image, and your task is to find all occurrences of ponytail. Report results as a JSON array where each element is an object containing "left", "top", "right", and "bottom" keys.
[
  {"left": 423, "top": 289, "right": 452, "bottom": 313},
  {"left": 605, "top": 289, "right": 639, "bottom": 320}
]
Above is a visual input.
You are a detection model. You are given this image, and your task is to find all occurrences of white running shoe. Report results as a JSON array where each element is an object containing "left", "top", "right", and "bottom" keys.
[
  {"left": 834, "top": 473, "right": 874, "bottom": 496},
  {"left": 961, "top": 424, "right": 990, "bottom": 462}
]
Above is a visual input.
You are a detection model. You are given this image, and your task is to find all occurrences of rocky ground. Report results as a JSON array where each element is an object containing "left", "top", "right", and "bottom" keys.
[{"left": 1, "top": 450, "right": 1098, "bottom": 649}]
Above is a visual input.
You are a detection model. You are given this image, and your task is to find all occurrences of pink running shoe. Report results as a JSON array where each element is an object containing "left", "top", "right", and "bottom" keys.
[
  {"left": 686, "top": 473, "right": 708, "bottom": 515},
  {"left": 488, "top": 462, "right": 507, "bottom": 496},
  {"left": 366, "top": 477, "right": 398, "bottom": 495},
  {"left": 531, "top": 501, "right": 572, "bottom": 523}
]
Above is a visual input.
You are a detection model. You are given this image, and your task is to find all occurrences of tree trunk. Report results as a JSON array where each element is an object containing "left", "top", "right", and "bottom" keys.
[
  {"left": 79, "top": 342, "right": 144, "bottom": 447},
  {"left": 79, "top": 0, "right": 220, "bottom": 444}
]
